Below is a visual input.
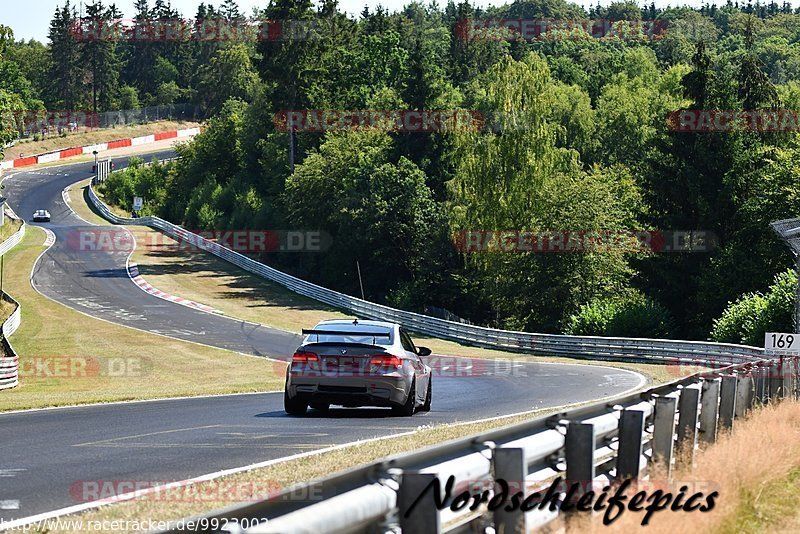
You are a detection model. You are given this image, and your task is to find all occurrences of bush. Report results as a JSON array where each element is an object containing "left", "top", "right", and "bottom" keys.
[
  {"left": 99, "top": 157, "right": 170, "bottom": 216},
  {"left": 710, "top": 269, "right": 797, "bottom": 345},
  {"left": 565, "top": 291, "right": 675, "bottom": 338},
  {"left": 604, "top": 298, "right": 676, "bottom": 338},
  {"left": 564, "top": 299, "right": 617, "bottom": 336}
]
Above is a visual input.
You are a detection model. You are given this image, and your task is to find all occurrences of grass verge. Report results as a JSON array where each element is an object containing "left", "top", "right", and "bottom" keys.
[
  {"left": 4, "top": 121, "right": 200, "bottom": 160},
  {"left": 0, "top": 298, "right": 14, "bottom": 325},
  {"left": 567, "top": 399, "right": 800, "bottom": 533},
  {"left": 0, "top": 226, "right": 284, "bottom": 411},
  {"left": 0, "top": 217, "right": 22, "bottom": 243}
]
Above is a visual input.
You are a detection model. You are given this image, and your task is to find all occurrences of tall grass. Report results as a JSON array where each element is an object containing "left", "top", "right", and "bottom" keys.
[{"left": 569, "top": 400, "right": 800, "bottom": 532}]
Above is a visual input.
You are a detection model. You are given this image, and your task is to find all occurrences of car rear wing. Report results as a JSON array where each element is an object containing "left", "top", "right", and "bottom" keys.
[{"left": 301, "top": 329, "right": 392, "bottom": 345}]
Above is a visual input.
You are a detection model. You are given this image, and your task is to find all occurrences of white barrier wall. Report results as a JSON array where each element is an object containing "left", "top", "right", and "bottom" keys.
[{"left": 0, "top": 221, "right": 25, "bottom": 390}]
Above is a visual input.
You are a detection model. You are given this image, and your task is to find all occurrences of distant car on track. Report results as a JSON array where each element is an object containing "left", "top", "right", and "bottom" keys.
[
  {"left": 284, "top": 319, "right": 433, "bottom": 416},
  {"left": 32, "top": 209, "right": 50, "bottom": 222}
]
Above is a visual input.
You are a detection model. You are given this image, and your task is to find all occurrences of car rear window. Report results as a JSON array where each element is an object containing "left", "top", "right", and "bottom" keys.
[{"left": 303, "top": 327, "right": 393, "bottom": 345}]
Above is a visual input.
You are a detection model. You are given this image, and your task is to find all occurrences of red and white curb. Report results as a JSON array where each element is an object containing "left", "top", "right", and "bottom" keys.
[
  {"left": 0, "top": 127, "right": 200, "bottom": 171},
  {"left": 127, "top": 262, "right": 221, "bottom": 314}
]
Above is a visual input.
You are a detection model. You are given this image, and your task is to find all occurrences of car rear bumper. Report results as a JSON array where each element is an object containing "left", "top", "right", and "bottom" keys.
[{"left": 287, "top": 375, "right": 408, "bottom": 407}]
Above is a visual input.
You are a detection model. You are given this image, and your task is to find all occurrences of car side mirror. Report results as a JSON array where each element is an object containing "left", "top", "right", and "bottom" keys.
[{"left": 417, "top": 346, "right": 431, "bottom": 357}]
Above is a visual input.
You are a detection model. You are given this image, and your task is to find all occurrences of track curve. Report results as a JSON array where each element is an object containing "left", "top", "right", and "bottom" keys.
[{"left": 0, "top": 154, "right": 646, "bottom": 521}]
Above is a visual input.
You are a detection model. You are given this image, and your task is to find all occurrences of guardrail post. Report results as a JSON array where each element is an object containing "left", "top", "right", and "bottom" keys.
[
  {"left": 565, "top": 422, "right": 595, "bottom": 507},
  {"left": 762, "top": 364, "right": 772, "bottom": 404},
  {"left": 768, "top": 360, "right": 782, "bottom": 401},
  {"left": 782, "top": 357, "right": 793, "bottom": 399},
  {"left": 652, "top": 397, "right": 677, "bottom": 476},
  {"left": 718, "top": 376, "right": 737, "bottom": 431},
  {"left": 794, "top": 358, "right": 800, "bottom": 401},
  {"left": 399, "top": 473, "right": 439, "bottom": 534},
  {"left": 699, "top": 379, "right": 720, "bottom": 444},
  {"left": 676, "top": 386, "right": 700, "bottom": 464},
  {"left": 754, "top": 366, "right": 766, "bottom": 406},
  {"left": 616, "top": 410, "right": 645, "bottom": 481},
  {"left": 493, "top": 448, "right": 526, "bottom": 534},
  {"left": 735, "top": 374, "right": 753, "bottom": 419}
]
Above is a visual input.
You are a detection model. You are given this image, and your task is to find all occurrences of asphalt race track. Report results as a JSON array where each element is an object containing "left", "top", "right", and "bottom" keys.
[{"left": 0, "top": 154, "right": 646, "bottom": 521}]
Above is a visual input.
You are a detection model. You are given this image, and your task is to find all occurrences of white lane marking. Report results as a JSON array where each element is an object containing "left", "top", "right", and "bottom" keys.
[
  {"left": 65, "top": 297, "right": 147, "bottom": 322},
  {"left": 0, "top": 500, "right": 20, "bottom": 510},
  {"left": 148, "top": 329, "right": 206, "bottom": 337},
  {"left": 62, "top": 184, "right": 96, "bottom": 226}
]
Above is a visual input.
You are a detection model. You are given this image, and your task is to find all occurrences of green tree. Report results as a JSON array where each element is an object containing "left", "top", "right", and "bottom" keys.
[
  {"left": 738, "top": 16, "right": 780, "bottom": 109},
  {"left": 80, "top": 1, "right": 122, "bottom": 111},
  {"left": 118, "top": 85, "right": 140, "bottom": 109},
  {"left": 4, "top": 40, "right": 50, "bottom": 103},
  {"left": 121, "top": 0, "right": 158, "bottom": 97},
  {"left": 284, "top": 131, "right": 446, "bottom": 302},
  {"left": 47, "top": 0, "right": 82, "bottom": 109},
  {"left": 196, "top": 44, "right": 259, "bottom": 116},
  {"left": 450, "top": 54, "right": 645, "bottom": 329},
  {"left": 164, "top": 99, "right": 248, "bottom": 224}
]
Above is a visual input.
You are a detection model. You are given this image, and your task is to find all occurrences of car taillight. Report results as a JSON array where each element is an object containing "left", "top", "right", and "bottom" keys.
[
  {"left": 292, "top": 351, "right": 319, "bottom": 363},
  {"left": 369, "top": 354, "right": 402, "bottom": 369}
]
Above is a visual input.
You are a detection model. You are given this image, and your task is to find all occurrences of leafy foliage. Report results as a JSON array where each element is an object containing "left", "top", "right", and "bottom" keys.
[
  {"left": 565, "top": 291, "right": 675, "bottom": 338},
  {"left": 710, "top": 269, "right": 797, "bottom": 345}
]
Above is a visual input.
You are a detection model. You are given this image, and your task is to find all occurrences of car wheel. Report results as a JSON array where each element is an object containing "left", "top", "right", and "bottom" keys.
[
  {"left": 420, "top": 379, "right": 431, "bottom": 412},
  {"left": 393, "top": 379, "right": 416, "bottom": 417},
  {"left": 284, "top": 390, "right": 308, "bottom": 416},
  {"left": 310, "top": 402, "right": 330, "bottom": 412}
]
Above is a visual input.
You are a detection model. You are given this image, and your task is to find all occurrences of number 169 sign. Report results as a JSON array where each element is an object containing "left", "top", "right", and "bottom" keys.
[{"left": 765, "top": 332, "right": 800, "bottom": 353}]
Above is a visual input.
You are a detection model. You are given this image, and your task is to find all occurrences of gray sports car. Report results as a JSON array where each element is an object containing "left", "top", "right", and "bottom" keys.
[
  {"left": 32, "top": 209, "right": 51, "bottom": 222},
  {"left": 284, "top": 319, "right": 432, "bottom": 416}
]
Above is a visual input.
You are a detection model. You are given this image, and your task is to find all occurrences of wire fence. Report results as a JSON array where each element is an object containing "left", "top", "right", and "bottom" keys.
[{"left": 9, "top": 104, "right": 202, "bottom": 140}]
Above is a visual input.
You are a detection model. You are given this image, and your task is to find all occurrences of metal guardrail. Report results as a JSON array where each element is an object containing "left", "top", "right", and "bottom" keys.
[
  {"left": 87, "top": 183, "right": 763, "bottom": 367},
  {"left": 0, "top": 218, "right": 25, "bottom": 390},
  {"left": 157, "top": 356, "right": 793, "bottom": 534}
]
